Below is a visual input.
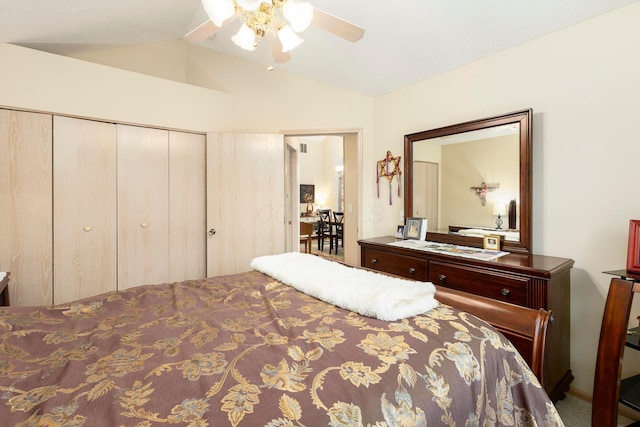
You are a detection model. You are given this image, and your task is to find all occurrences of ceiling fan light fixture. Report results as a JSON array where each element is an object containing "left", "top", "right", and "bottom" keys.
[
  {"left": 278, "top": 24, "right": 303, "bottom": 52},
  {"left": 202, "top": 0, "right": 236, "bottom": 27},
  {"left": 232, "top": 23, "right": 257, "bottom": 50},
  {"left": 236, "top": 0, "right": 263, "bottom": 12},
  {"left": 282, "top": 0, "right": 313, "bottom": 32}
]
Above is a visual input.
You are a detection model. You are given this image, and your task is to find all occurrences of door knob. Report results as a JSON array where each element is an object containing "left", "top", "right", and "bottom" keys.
[{"left": 208, "top": 228, "right": 217, "bottom": 236}]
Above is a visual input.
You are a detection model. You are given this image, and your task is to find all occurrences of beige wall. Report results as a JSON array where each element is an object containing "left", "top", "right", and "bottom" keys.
[
  {"left": 298, "top": 136, "right": 343, "bottom": 213},
  {"left": 374, "top": 2, "right": 640, "bottom": 396},
  {"left": 0, "top": 43, "right": 230, "bottom": 132},
  {"left": 3, "top": 0, "right": 640, "bottom": 397}
]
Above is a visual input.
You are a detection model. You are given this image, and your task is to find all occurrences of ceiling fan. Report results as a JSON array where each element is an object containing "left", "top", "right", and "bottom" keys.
[{"left": 184, "top": 0, "right": 365, "bottom": 63}]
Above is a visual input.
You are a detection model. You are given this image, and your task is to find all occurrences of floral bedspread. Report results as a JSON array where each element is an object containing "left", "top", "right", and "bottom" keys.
[{"left": 0, "top": 271, "right": 563, "bottom": 426}]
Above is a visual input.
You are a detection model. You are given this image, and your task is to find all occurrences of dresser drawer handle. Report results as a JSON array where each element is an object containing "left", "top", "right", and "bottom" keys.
[
  {"left": 371, "top": 258, "right": 377, "bottom": 264},
  {"left": 408, "top": 267, "right": 416, "bottom": 274},
  {"left": 501, "top": 288, "right": 510, "bottom": 296},
  {"left": 439, "top": 274, "right": 446, "bottom": 282}
]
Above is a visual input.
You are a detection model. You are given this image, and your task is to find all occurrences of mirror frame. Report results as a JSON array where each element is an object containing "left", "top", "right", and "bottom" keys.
[{"left": 404, "top": 109, "right": 532, "bottom": 254}]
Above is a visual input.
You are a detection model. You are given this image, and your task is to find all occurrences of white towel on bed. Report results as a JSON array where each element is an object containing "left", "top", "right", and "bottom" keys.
[{"left": 250, "top": 252, "right": 438, "bottom": 321}]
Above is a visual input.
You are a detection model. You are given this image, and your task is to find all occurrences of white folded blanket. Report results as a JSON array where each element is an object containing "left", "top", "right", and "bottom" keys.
[{"left": 250, "top": 252, "right": 438, "bottom": 321}]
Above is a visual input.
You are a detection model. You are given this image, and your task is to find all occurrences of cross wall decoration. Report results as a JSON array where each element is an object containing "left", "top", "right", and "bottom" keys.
[{"left": 376, "top": 150, "right": 402, "bottom": 205}]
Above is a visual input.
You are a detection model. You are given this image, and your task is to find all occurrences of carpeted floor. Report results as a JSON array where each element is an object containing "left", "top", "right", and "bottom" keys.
[
  {"left": 555, "top": 393, "right": 637, "bottom": 426},
  {"left": 302, "top": 237, "right": 344, "bottom": 262}
]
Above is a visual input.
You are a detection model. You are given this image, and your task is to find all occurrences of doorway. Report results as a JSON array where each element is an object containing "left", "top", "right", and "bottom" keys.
[{"left": 284, "top": 130, "right": 361, "bottom": 266}]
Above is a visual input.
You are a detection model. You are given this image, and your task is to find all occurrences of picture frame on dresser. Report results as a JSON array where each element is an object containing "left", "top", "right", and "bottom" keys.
[
  {"left": 627, "top": 219, "right": 640, "bottom": 274},
  {"left": 483, "top": 235, "right": 501, "bottom": 251},
  {"left": 404, "top": 217, "right": 427, "bottom": 240}
]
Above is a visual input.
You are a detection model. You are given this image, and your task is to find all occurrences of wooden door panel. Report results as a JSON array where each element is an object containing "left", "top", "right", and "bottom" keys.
[
  {"left": 117, "top": 125, "right": 169, "bottom": 289},
  {"left": 53, "top": 116, "right": 117, "bottom": 303},
  {"left": 207, "top": 133, "right": 285, "bottom": 276},
  {"left": 0, "top": 109, "right": 53, "bottom": 306},
  {"left": 169, "top": 131, "right": 206, "bottom": 282}
]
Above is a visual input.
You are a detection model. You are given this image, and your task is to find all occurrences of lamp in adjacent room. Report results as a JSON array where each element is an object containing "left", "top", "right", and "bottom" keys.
[
  {"left": 493, "top": 203, "right": 506, "bottom": 229},
  {"left": 335, "top": 164, "right": 344, "bottom": 212}
]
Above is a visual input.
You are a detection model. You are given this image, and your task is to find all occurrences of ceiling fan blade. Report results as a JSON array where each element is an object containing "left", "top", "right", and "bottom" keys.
[
  {"left": 184, "top": 20, "right": 220, "bottom": 42},
  {"left": 270, "top": 35, "right": 291, "bottom": 63},
  {"left": 311, "top": 8, "right": 365, "bottom": 42}
]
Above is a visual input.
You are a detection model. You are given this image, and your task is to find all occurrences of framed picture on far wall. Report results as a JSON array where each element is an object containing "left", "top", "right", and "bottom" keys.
[
  {"left": 404, "top": 217, "right": 427, "bottom": 240},
  {"left": 300, "top": 184, "right": 315, "bottom": 204}
]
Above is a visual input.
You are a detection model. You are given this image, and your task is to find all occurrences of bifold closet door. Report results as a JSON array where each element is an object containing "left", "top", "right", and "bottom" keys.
[
  {"left": 0, "top": 109, "right": 53, "bottom": 306},
  {"left": 53, "top": 116, "right": 117, "bottom": 304},
  {"left": 169, "top": 131, "right": 206, "bottom": 282},
  {"left": 117, "top": 124, "right": 169, "bottom": 290}
]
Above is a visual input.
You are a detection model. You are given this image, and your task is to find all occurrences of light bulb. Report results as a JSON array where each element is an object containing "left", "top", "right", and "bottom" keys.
[
  {"left": 282, "top": 0, "right": 313, "bottom": 32},
  {"left": 278, "top": 24, "right": 303, "bottom": 52},
  {"left": 236, "top": 0, "right": 262, "bottom": 11},
  {"left": 202, "top": 0, "right": 235, "bottom": 27},
  {"left": 232, "top": 24, "right": 257, "bottom": 50}
]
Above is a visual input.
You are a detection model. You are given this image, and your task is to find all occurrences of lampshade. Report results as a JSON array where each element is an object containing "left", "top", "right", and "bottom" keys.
[
  {"left": 232, "top": 24, "right": 257, "bottom": 50},
  {"left": 493, "top": 204, "right": 506, "bottom": 216},
  {"left": 202, "top": 0, "right": 235, "bottom": 27},
  {"left": 282, "top": 0, "right": 314, "bottom": 32},
  {"left": 236, "top": 0, "right": 263, "bottom": 11},
  {"left": 278, "top": 25, "right": 303, "bottom": 52}
]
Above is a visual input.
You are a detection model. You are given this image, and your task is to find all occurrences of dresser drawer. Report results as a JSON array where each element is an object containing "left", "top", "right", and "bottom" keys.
[
  {"left": 429, "top": 261, "right": 530, "bottom": 306},
  {"left": 363, "top": 249, "right": 428, "bottom": 281}
]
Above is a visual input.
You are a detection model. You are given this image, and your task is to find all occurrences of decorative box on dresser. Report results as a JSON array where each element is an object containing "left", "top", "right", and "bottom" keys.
[{"left": 359, "top": 236, "right": 574, "bottom": 402}]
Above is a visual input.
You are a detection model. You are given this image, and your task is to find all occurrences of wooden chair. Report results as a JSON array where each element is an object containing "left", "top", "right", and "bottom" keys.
[
  {"left": 332, "top": 212, "right": 344, "bottom": 255},
  {"left": 299, "top": 222, "right": 314, "bottom": 253},
  {"left": 592, "top": 278, "right": 640, "bottom": 427},
  {"left": 317, "top": 209, "right": 332, "bottom": 252}
]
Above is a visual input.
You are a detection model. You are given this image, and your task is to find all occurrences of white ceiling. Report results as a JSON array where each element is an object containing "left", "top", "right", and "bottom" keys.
[{"left": 1, "top": 0, "right": 637, "bottom": 96}]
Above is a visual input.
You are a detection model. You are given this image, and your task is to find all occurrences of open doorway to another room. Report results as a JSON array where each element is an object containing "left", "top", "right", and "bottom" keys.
[{"left": 297, "top": 135, "right": 345, "bottom": 261}]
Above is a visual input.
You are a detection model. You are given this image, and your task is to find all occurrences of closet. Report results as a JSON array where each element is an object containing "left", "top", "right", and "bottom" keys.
[{"left": 2, "top": 109, "right": 206, "bottom": 305}]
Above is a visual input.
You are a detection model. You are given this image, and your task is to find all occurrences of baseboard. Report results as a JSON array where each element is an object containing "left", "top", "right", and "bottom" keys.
[{"left": 566, "top": 388, "right": 640, "bottom": 421}]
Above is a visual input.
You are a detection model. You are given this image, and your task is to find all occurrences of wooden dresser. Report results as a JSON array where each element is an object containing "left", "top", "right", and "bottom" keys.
[{"left": 359, "top": 236, "right": 574, "bottom": 402}]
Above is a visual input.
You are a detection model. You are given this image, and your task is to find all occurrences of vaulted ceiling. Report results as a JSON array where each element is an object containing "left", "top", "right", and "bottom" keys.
[{"left": 1, "top": 0, "right": 637, "bottom": 96}]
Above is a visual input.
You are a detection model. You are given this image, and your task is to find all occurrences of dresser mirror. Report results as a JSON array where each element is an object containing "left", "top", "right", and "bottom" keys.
[{"left": 404, "top": 109, "right": 532, "bottom": 254}]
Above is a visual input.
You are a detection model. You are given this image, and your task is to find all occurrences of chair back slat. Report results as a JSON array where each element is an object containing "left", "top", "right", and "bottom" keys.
[{"left": 592, "top": 278, "right": 640, "bottom": 426}]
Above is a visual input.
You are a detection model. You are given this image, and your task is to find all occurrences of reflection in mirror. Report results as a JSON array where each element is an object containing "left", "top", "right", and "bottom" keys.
[
  {"left": 413, "top": 125, "right": 519, "bottom": 237},
  {"left": 404, "top": 109, "right": 532, "bottom": 254}
]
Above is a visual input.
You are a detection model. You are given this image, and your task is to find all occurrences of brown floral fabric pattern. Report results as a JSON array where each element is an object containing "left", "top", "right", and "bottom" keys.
[{"left": 0, "top": 271, "right": 563, "bottom": 426}]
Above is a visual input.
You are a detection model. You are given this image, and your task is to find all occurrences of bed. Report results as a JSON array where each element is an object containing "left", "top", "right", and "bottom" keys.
[{"left": 0, "top": 253, "right": 563, "bottom": 426}]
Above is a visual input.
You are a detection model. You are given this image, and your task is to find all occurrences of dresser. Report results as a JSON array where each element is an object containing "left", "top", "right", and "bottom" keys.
[{"left": 359, "top": 236, "right": 574, "bottom": 402}]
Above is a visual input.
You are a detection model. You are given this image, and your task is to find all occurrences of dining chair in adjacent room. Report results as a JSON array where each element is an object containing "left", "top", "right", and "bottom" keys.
[
  {"left": 332, "top": 212, "right": 344, "bottom": 255},
  {"left": 318, "top": 209, "right": 332, "bottom": 252},
  {"left": 299, "top": 222, "right": 313, "bottom": 253}
]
